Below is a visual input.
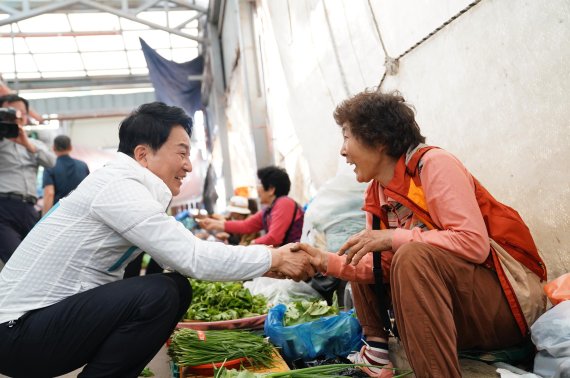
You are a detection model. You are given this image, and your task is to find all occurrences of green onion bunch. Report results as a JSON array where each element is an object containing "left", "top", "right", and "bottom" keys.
[
  {"left": 168, "top": 328, "right": 275, "bottom": 368},
  {"left": 214, "top": 364, "right": 413, "bottom": 377}
]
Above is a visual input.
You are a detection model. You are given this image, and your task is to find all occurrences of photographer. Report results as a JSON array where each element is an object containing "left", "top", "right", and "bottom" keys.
[{"left": 0, "top": 94, "right": 55, "bottom": 267}]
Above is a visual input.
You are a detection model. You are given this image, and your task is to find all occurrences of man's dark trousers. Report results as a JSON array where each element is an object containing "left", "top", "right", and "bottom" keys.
[
  {"left": 0, "top": 197, "right": 39, "bottom": 264},
  {"left": 0, "top": 272, "right": 192, "bottom": 378}
]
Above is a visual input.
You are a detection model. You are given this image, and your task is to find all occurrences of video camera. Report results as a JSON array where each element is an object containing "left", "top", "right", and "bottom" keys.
[{"left": 0, "top": 107, "right": 20, "bottom": 140}]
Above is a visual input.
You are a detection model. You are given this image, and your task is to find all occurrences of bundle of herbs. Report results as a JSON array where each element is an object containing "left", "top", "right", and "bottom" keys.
[
  {"left": 168, "top": 328, "right": 276, "bottom": 368},
  {"left": 283, "top": 293, "right": 339, "bottom": 326},
  {"left": 185, "top": 280, "right": 268, "bottom": 321}
]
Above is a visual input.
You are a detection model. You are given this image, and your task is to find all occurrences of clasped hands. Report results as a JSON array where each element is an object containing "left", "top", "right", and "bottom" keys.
[{"left": 267, "top": 229, "right": 394, "bottom": 281}]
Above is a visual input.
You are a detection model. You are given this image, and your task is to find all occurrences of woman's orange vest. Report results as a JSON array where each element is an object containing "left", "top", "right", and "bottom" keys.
[{"left": 363, "top": 146, "right": 547, "bottom": 335}]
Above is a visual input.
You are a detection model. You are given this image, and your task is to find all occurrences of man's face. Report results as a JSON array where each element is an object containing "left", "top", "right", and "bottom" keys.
[
  {"left": 142, "top": 125, "right": 192, "bottom": 196},
  {"left": 2, "top": 100, "right": 28, "bottom": 127}
]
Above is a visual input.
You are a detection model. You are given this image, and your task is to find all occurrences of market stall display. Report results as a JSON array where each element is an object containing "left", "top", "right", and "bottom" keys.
[{"left": 178, "top": 280, "right": 269, "bottom": 331}]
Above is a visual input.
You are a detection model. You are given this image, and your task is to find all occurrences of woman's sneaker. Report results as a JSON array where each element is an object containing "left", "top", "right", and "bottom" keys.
[{"left": 347, "top": 344, "right": 394, "bottom": 378}]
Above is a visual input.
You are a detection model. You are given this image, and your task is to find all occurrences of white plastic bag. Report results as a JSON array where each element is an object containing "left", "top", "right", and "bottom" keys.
[
  {"left": 531, "top": 300, "right": 570, "bottom": 377},
  {"left": 300, "top": 167, "right": 367, "bottom": 252},
  {"left": 244, "top": 277, "right": 322, "bottom": 306}
]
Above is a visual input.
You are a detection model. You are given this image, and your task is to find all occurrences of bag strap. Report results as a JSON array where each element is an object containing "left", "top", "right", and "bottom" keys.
[
  {"left": 281, "top": 201, "right": 299, "bottom": 246},
  {"left": 372, "top": 214, "right": 398, "bottom": 337}
]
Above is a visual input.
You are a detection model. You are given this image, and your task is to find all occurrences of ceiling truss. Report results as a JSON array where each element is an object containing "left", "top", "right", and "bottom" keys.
[{"left": 0, "top": 0, "right": 209, "bottom": 92}]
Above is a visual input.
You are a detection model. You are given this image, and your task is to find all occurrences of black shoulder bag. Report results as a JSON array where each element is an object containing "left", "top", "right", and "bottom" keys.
[{"left": 372, "top": 214, "right": 398, "bottom": 337}]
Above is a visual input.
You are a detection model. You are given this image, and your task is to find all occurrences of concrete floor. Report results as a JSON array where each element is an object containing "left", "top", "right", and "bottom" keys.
[
  {"left": 0, "top": 341, "right": 507, "bottom": 378},
  {"left": 0, "top": 345, "right": 172, "bottom": 378}
]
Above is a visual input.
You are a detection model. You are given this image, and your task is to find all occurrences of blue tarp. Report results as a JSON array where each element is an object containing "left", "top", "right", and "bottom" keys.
[{"left": 140, "top": 38, "right": 204, "bottom": 117}]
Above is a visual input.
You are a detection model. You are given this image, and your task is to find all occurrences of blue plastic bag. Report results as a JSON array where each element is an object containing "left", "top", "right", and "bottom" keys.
[{"left": 264, "top": 304, "right": 363, "bottom": 361}]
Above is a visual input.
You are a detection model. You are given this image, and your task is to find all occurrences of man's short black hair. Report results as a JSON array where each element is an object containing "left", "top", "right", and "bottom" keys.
[
  {"left": 53, "top": 135, "right": 71, "bottom": 151},
  {"left": 257, "top": 166, "right": 291, "bottom": 197},
  {"left": 118, "top": 102, "right": 193, "bottom": 157},
  {"left": 0, "top": 94, "right": 29, "bottom": 112}
]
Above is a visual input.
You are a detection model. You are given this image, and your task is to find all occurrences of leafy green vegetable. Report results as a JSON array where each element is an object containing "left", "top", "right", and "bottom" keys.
[
  {"left": 184, "top": 280, "right": 268, "bottom": 321},
  {"left": 283, "top": 293, "right": 339, "bottom": 326}
]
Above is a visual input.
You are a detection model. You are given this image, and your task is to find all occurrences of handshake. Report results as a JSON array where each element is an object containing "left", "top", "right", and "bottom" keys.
[
  {"left": 265, "top": 242, "right": 329, "bottom": 282},
  {"left": 265, "top": 228, "right": 393, "bottom": 281}
]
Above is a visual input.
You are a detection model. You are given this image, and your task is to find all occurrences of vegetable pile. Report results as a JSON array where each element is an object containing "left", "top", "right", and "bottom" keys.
[
  {"left": 168, "top": 328, "right": 275, "bottom": 368},
  {"left": 185, "top": 280, "right": 268, "bottom": 321},
  {"left": 283, "top": 295, "right": 339, "bottom": 326}
]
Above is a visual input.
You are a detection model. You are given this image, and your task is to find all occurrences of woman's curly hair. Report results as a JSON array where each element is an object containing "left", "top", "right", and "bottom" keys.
[{"left": 333, "top": 89, "right": 425, "bottom": 157}]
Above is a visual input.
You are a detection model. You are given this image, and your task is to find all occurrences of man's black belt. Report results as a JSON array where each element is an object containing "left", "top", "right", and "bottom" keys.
[{"left": 0, "top": 192, "right": 37, "bottom": 205}]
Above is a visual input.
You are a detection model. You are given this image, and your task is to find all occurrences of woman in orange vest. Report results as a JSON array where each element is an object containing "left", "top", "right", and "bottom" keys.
[{"left": 295, "top": 90, "right": 546, "bottom": 377}]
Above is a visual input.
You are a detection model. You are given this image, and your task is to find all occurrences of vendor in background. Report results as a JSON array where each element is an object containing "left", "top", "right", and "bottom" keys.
[
  {"left": 0, "top": 94, "right": 55, "bottom": 267},
  {"left": 214, "top": 195, "right": 260, "bottom": 246},
  {"left": 295, "top": 90, "right": 546, "bottom": 378},
  {"left": 200, "top": 166, "right": 304, "bottom": 247}
]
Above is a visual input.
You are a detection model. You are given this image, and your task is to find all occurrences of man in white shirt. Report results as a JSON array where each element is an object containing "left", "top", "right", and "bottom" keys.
[{"left": 0, "top": 102, "right": 314, "bottom": 378}]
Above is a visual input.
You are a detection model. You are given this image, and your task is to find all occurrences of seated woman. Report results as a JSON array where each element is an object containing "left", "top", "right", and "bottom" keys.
[
  {"left": 200, "top": 166, "right": 304, "bottom": 247},
  {"left": 295, "top": 90, "right": 546, "bottom": 377}
]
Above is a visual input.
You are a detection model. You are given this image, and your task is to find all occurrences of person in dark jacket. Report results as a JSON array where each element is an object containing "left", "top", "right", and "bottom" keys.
[{"left": 42, "top": 135, "right": 89, "bottom": 215}]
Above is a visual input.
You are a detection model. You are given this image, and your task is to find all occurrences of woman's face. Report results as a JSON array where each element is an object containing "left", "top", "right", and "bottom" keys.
[
  {"left": 257, "top": 183, "right": 275, "bottom": 205},
  {"left": 340, "top": 123, "right": 384, "bottom": 183}
]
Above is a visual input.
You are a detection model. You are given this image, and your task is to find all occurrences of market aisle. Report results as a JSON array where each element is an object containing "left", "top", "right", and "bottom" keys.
[{"left": 0, "top": 344, "right": 171, "bottom": 378}]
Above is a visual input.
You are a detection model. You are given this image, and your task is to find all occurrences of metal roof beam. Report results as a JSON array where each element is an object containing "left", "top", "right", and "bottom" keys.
[
  {"left": 0, "top": 0, "right": 80, "bottom": 27},
  {"left": 173, "top": 12, "right": 202, "bottom": 30},
  {"left": 78, "top": 0, "right": 207, "bottom": 43},
  {"left": 9, "top": 75, "right": 152, "bottom": 91},
  {"left": 135, "top": 0, "right": 160, "bottom": 13},
  {"left": 166, "top": 0, "right": 207, "bottom": 14}
]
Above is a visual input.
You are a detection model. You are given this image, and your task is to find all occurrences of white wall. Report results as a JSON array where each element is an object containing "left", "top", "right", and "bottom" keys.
[{"left": 379, "top": 0, "right": 570, "bottom": 278}]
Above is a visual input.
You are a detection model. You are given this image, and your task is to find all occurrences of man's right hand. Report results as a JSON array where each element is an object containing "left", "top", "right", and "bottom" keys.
[
  {"left": 268, "top": 243, "right": 316, "bottom": 282},
  {"left": 9, "top": 125, "right": 37, "bottom": 153}
]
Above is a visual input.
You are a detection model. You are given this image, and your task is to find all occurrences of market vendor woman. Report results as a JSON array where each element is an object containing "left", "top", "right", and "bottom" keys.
[
  {"left": 296, "top": 90, "right": 547, "bottom": 377},
  {"left": 0, "top": 102, "right": 314, "bottom": 378}
]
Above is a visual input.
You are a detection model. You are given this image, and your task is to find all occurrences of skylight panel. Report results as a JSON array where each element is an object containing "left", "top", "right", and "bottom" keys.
[
  {"left": 123, "top": 29, "right": 171, "bottom": 49},
  {"left": 86, "top": 68, "right": 131, "bottom": 76},
  {"left": 14, "top": 54, "right": 37, "bottom": 72},
  {"left": 137, "top": 11, "right": 167, "bottom": 27},
  {"left": 119, "top": 17, "right": 150, "bottom": 31},
  {"left": 17, "top": 14, "right": 71, "bottom": 33},
  {"left": 75, "top": 35, "right": 125, "bottom": 52},
  {"left": 170, "top": 34, "right": 198, "bottom": 48},
  {"left": 171, "top": 48, "right": 199, "bottom": 63},
  {"left": 0, "top": 55, "right": 15, "bottom": 72},
  {"left": 25, "top": 36, "right": 77, "bottom": 53},
  {"left": 34, "top": 53, "right": 83, "bottom": 71},
  {"left": 68, "top": 13, "right": 120, "bottom": 32},
  {"left": 41, "top": 70, "right": 86, "bottom": 78},
  {"left": 82, "top": 51, "right": 129, "bottom": 70},
  {"left": 126, "top": 50, "right": 148, "bottom": 68}
]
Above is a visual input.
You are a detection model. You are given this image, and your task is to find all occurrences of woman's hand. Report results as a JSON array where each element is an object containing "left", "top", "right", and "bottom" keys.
[
  {"left": 197, "top": 217, "right": 225, "bottom": 232},
  {"left": 267, "top": 243, "right": 316, "bottom": 281},
  {"left": 338, "top": 229, "right": 394, "bottom": 266},
  {"left": 290, "top": 243, "right": 329, "bottom": 273}
]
